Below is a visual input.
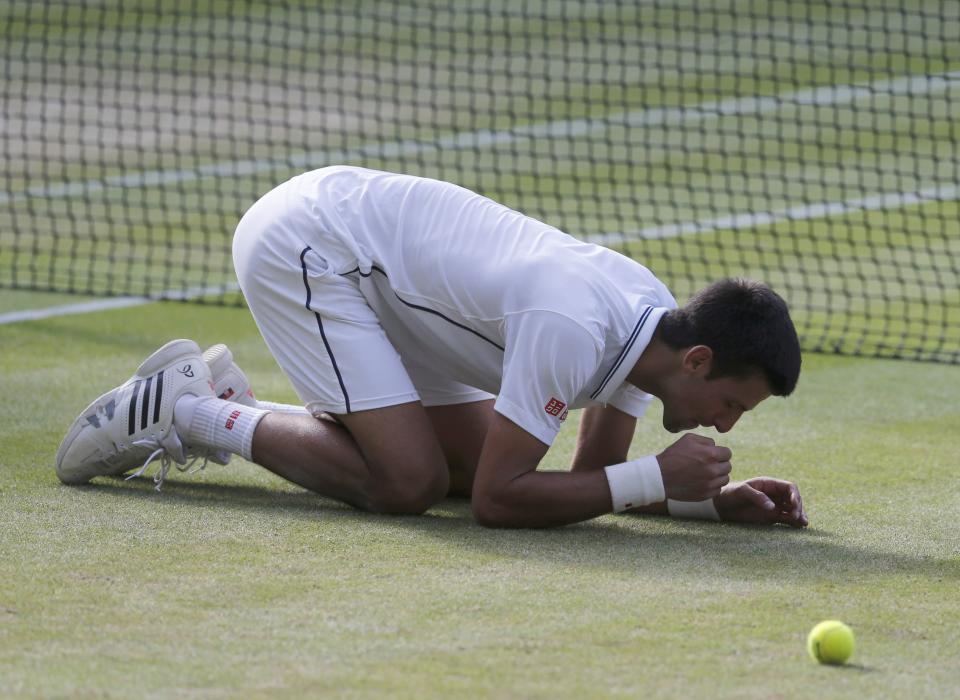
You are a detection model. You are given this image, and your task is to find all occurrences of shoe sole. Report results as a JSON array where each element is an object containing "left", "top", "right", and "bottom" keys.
[{"left": 55, "top": 339, "right": 203, "bottom": 485}]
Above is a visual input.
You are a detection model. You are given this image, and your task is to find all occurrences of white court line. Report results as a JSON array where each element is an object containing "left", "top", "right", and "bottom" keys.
[
  {"left": 1, "top": 70, "right": 957, "bottom": 206},
  {"left": 583, "top": 183, "right": 960, "bottom": 244},
  {"left": 4, "top": 181, "right": 957, "bottom": 324},
  {"left": 3, "top": 70, "right": 957, "bottom": 322},
  {"left": 0, "top": 283, "right": 238, "bottom": 325}
]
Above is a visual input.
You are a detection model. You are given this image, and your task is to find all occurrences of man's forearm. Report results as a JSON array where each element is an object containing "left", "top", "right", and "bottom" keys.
[
  {"left": 570, "top": 405, "right": 636, "bottom": 471},
  {"left": 568, "top": 407, "right": 685, "bottom": 518},
  {"left": 472, "top": 468, "right": 615, "bottom": 528},
  {"left": 473, "top": 410, "right": 662, "bottom": 528}
]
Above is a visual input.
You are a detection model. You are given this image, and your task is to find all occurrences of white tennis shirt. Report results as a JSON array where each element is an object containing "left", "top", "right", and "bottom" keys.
[{"left": 287, "top": 166, "right": 677, "bottom": 445}]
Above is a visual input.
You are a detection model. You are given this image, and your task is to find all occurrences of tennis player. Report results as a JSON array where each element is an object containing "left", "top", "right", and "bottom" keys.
[{"left": 56, "top": 166, "right": 807, "bottom": 529}]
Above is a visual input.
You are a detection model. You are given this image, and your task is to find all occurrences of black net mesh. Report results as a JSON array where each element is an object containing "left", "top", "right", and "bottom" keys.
[{"left": 2, "top": 1, "right": 958, "bottom": 362}]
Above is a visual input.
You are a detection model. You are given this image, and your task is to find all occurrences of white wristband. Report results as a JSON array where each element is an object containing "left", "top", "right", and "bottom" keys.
[
  {"left": 604, "top": 456, "right": 665, "bottom": 512},
  {"left": 667, "top": 498, "right": 721, "bottom": 521}
]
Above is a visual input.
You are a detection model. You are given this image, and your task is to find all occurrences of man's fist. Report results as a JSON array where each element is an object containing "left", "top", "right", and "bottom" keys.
[{"left": 657, "top": 433, "right": 732, "bottom": 501}]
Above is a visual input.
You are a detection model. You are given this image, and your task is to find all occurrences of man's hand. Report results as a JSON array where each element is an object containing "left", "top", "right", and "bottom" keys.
[
  {"left": 657, "top": 433, "right": 732, "bottom": 501},
  {"left": 714, "top": 477, "right": 808, "bottom": 527}
]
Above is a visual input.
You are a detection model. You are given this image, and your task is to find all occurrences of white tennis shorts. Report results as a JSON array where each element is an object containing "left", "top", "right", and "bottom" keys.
[{"left": 232, "top": 178, "right": 493, "bottom": 417}]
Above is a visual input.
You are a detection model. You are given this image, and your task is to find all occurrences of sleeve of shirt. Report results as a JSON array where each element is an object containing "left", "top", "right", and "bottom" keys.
[
  {"left": 605, "top": 383, "right": 654, "bottom": 418},
  {"left": 495, "top": 311, "right": 603, "bottom": 446}
]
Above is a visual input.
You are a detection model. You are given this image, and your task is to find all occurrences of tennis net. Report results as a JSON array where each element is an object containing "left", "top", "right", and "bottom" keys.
[{"left": 2, "top": 1, "right": 957, "bottom": 362}]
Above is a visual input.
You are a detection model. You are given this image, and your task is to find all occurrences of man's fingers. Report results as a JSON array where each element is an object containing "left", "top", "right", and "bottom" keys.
[
  {"left": 775, "top": 508, "right": 808, "bottom": 528},
  {"left": 774, "top": 482, "right": 806, "bottom": 523},
  {"left": 709, "top": 461, "right": 732, "bottom": 478},
  {"left": 788, "top": 487, "right": 800, "bottom": 517},
  {"left": 742, "top": 484, "right": 777, "bottom": 511},
  {"left": 749, "top": 478, "right": 798, "bottom": 506},
  {"left": 793, "top": 485, "right": 804, "bottom": 513},
  {"left": 684, "top": 433, "right": 715, "bottom": 446},
  {"left": 739, "top": 478, "right": 808, "bottom": 526},
  {"left": 748, "top": 476, "right": 788, "bottom": 494},
  {"left": 790, "top": 486, "right": 808, "bottom": 526},
  {"left": 711, "top": 445, "right": 733, "bottom": 462},
  {"left": 707, "top": 474, "right": 730, "bottom": 493},
  {"left": 696, "top": 462, "right": 731, "bottom": 498},
  {"left": 767, "top": 483, "right": 807, "bottom": 527}
]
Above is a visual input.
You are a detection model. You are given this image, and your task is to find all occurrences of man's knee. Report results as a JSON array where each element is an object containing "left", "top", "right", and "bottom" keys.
[{"left": 363, "top": 461, "right": 449, "bottom": 515}]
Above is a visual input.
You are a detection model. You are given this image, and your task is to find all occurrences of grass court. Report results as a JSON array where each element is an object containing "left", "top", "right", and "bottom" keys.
[
  {"left": 1, "top": 296, "right": 957, "bottom": 698},
  {"left": 1, "top": 1, "right": 958, "bottom": 697}
]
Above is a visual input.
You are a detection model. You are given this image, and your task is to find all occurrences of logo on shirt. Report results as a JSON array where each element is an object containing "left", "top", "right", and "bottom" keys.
[{"left": 545, "top": 397, "right": 568, "bottom": 422}]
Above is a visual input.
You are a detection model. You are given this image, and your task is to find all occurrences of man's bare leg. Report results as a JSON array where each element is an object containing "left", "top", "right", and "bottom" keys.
[
  {"left": 250, "top": 401, "right": 449, "bottom": 514},
  {"left": 425, "top": 399, "right": 496, "bottom": 498}
]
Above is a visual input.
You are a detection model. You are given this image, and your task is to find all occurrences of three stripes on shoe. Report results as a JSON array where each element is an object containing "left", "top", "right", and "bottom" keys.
[
  {"left": 85, "top": 363, "right": 198, "bottom": 436},
  {"left": 126, "top": 371, "right": 165, "bottom": 435}
]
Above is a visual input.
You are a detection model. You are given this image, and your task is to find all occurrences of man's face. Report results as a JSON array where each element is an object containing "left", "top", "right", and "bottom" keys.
[{"left": 660, "top": 367, "right": 772, "bottom": 434}]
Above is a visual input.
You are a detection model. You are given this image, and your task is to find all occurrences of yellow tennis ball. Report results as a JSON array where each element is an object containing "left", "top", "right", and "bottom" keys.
[{"left": 807, "top": 620, "right": 855, "bottom": 665}]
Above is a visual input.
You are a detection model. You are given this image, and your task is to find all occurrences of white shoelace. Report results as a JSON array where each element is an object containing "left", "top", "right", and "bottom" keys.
[{"left": 124, "top": 436, "right": 208, "bottom": 491}]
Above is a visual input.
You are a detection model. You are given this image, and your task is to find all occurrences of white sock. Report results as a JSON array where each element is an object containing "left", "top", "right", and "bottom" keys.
[
  {"left": 174, "top": 395, "right": 269, "bottom": 461},
  {"left": 254, "top": 400, "right": 310, "bottom": 416}
]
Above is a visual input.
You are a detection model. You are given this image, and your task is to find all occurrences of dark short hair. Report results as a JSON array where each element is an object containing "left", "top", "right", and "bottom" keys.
[{"left": 658, "top": 278, "right": 801, "bottom": 396}]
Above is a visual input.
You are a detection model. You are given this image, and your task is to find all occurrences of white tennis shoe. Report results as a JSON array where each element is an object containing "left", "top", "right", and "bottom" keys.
[
  {"left": 55, "top": 339, "right": 215, "bottom": 486},
  {"left": 199, "top": 343, "right": 257, "bottom": 466},
  {"left": 204, "top": 343, "right": 257, "bottom": 408}
]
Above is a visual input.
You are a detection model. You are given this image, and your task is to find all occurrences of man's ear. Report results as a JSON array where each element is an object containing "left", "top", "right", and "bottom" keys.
[{"left": 681, "top": 345, "right": 713, "bottom": 376}]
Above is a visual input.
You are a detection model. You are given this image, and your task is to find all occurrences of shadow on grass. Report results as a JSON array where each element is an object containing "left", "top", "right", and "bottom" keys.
[
  {"left": 829, "top": 663, "right": 878, "bottom": 674},
  {"left": 79, "top": 474, "right": 959, "bottom": 584}
]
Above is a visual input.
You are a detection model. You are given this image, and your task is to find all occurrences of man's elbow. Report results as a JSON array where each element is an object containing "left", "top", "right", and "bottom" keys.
[{"left": 471, "top": 491, "right": 520, "bottom": 528}]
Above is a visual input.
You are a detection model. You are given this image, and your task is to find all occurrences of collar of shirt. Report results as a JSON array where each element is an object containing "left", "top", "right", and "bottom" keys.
[{"left": 589, "top": 305, "right": 668, "bottom": 405}]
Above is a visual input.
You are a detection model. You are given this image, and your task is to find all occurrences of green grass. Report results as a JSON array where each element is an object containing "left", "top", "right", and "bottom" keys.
[
  {"left": 1, "top": 301, "right": 958, "bottom": 698},
  {"left": 2, "top": 4, "right": 958, "bottom": 690}
]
